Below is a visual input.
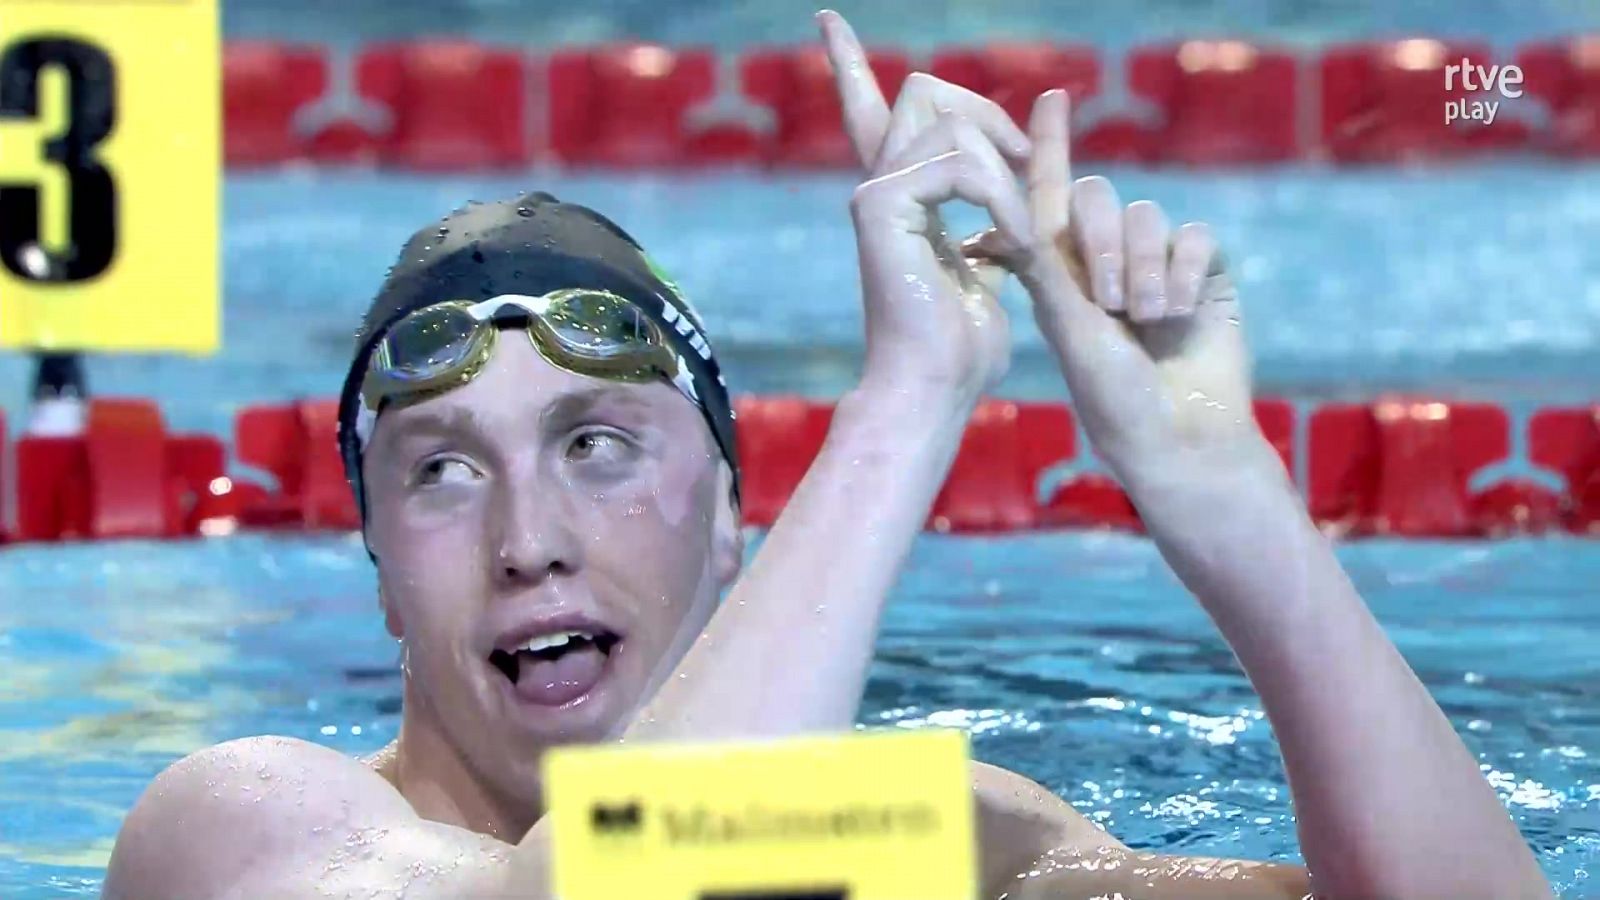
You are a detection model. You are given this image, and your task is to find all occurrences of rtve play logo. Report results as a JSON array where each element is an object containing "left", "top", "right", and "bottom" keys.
[{"left": 1444, "top": 57, "right": 1526, "bottom": 127}]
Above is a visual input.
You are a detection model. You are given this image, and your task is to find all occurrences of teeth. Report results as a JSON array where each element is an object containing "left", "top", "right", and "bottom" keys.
[{"left": 516, "top": 630, "right": 594, "bottom": 654}]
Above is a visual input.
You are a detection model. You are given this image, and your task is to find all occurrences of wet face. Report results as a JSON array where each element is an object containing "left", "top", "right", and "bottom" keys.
[{"left": 361, "top": 334, "right": 741, "bottom": 801}]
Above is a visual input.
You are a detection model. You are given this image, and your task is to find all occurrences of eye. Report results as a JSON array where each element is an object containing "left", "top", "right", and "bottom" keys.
[
  {"left": 567, "top": 428, "right": 633, "bottom": 463},
  {"left": 415, "top": 455, "right": 480, "bottom": 486}
]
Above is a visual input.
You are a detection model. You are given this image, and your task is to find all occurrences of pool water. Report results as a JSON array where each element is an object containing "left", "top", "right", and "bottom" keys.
[
  {"left": 3, "top": 535, "right": 1598, "bottom": 896},
  {"left": 1, "top": 168, "right": 1599, "bottom": 896}
]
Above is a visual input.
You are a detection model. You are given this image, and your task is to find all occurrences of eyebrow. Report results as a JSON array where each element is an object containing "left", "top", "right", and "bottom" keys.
[
  {"left": 378, "top": 404, "right": 494, "bottom": 448},
  {"left": 539, "top": 385, "right": 653, "bottom": 428},
  {"left": 377, "top": 384, "right": 654, "bottom": 451}
]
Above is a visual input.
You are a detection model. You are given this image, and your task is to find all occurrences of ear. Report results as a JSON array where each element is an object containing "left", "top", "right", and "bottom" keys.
[{"left": 711, "top": 461, "right": 744, "bottom": 589}]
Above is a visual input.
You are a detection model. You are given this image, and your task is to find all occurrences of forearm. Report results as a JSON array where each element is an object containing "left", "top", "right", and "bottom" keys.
[
  {"left": 624, "top": 383, "right": 970, "bottom": 740},
  {"left": 1124, "top": 438, "right": 1549, "bottom": 899}
]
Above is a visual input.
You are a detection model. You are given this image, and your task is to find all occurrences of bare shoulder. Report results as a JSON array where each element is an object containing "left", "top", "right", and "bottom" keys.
[
  {"left": 970, "top": 761, "right": 1125, "bottom": 897},
  {"left": 971, "top": 760, "right": 1123, "bottom": 851},
  {"left": 971, "top": 764, "right": 1310, "bottom": 900},
  {"left": 103, "top": 735, "right": 522, "bottom": 900}
]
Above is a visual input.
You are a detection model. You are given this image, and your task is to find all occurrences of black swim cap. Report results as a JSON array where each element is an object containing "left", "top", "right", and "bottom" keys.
[{"left": 336, "top": 191, "right": 739, "bottom": 521}]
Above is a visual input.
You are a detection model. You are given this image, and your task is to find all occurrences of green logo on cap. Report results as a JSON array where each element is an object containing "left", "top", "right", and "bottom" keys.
[
  {"left": 642, "top": 252, "right": 684, "bottom": 298},
  {"left": 640, "top": 251, "right": 710, "bottom": 332}
]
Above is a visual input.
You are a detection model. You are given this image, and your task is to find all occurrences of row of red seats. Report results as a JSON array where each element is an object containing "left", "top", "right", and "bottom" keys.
[
  {"left": 1, "top": 396, "right": 1597, "bottom": 543},
  {"left": 224, "top": 37, "right": 1600, "bottom": 170}
]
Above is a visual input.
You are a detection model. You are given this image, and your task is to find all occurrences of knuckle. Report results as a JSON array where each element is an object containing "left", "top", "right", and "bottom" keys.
[
  {"left": 904, "top": 72, "right": 939, "bottom": 91},
  {"left": 849, "top": 182, "right": 884, "bottom": 217}
]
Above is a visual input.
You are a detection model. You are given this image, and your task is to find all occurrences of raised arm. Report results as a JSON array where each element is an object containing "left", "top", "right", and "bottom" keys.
[
  {"left": 106, "top": 33, "right": 1043, "bottom": 899},
  {"left": 620, "top": 22, "right": 1038, "bottom": 741},
  {"left": 1003, "top": 82, "right": 1550, "bottom": 900}
]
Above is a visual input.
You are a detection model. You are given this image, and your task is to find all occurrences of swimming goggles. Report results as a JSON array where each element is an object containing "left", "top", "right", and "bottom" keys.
[{"left": 352, "top": 290, "right": 700, "bottom": 447}]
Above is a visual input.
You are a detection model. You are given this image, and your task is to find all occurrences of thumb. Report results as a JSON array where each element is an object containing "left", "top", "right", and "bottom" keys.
[{"left": 959, "top": 230, "right": 1009, "bottom": 299}]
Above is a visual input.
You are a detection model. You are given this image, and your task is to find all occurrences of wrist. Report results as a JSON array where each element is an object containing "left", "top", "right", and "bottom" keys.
[
  {"left": 838, "top": 378, "right": 977, "bottom": 445},
  {"left": 1115, "top": 434, "right": 1294, "bottom": 511},
  {"left": 817, "top": 383, "right": 974, "bottom": 503},
  {"left": 854, "top": 359, "right": 985, "bottom": 419}
]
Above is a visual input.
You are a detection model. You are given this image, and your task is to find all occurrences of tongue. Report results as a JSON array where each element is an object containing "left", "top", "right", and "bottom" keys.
[{"left": 512, "top": 644, "right": 607, "bottom": 706}]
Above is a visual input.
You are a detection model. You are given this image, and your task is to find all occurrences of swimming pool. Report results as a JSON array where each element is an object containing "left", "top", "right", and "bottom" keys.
[{"left": 1, "top": 167, "right": 1598, "bottom": 897}]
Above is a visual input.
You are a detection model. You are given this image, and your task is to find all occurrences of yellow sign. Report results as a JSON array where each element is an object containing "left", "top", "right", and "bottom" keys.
[
  {"left": 0, "top": 0, "right": 219, "bottom": 353},
  {"left": 546, "top": 729, "right": 976, "bottom": 900}
]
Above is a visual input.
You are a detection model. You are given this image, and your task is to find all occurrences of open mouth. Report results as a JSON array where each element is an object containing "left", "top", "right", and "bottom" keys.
[{"left": 489, "top": 629, "right": 621, "bottom": 707}]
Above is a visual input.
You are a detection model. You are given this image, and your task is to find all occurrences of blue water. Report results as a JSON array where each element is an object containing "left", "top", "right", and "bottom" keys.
[
  {"left": 1, "top": 165, "right": 1599, "bottom": 896},
  {"left": 2, "top": 535, "right": 1598, "bottom": 896}
]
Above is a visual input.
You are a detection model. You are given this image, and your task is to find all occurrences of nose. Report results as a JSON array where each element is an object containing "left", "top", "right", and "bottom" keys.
[{"left": 489, "top": 469, "right": 582, "bottom": 588}]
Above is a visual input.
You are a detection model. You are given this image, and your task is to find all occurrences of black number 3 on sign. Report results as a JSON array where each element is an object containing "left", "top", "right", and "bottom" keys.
[{"left": 0, "top": 37, "right": 118, "bottom": 283}]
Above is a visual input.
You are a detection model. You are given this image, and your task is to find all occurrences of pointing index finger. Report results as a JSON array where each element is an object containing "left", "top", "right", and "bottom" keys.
[
  {"left": 1028, "top": 89, "right": 1072, "bottom": 241},
  {"left": 817, "top": 9, "right": 891, "bottom": 168}
]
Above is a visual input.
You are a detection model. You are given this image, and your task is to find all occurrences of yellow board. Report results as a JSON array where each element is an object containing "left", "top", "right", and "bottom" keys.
[
  {"left": 0, "top": 0, "right": 219, "bottom": 353},
  {"left": 545, "top": 729, "right": 976, "bottom": 900}
]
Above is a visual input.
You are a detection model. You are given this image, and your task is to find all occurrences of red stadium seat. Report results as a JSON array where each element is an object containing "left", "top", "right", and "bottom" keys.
[
  {"left": 233, "top": 400, "right": 359, "bottom": 530},
  {"left": 166, "top": 435, "right": 238, "bottom": 537},
  {"left": 684, "top": 121, "right": 765, "bottom": 165},
  {"left": 931, "top": 400, "right": 1034, "bottom": 533},
  {"left": 305, "top": 120, "right": 385, "bottom": 165},
  {"left": 1075, "top": 118, "right": 1160, "bottom": 163},
  {"left": 1471, "top": 479, "right": 1566, "bottom": 536},
  {"left": 741, "top": 47, "right": 911, "bottom": 168},
  {"left": 1528, "top": 406, "right": 1600, "bottom": 534},
  {"left": 357, "top": 41, "right": 530, "bottom": 170},
  {"left": 1308, "top": 398, "right": 1510, "bottom": 536},
  {"left": 1130, "top": 41, "right": 1301, "bottom": 165},
  {"left": 548, "top": 45, "right": 718, "bottom": 167},
  {"left": 732, "top": 396, "right": 833, "bottom": 528},
  {"left": 14, "top": 399, "right": 191, "bottom": 541},
  {"left": 1518, "top": 38, "right": 1600, "bottom": 157},
  {"left": 1017, "top": 402, "right": 1077, "bottom": 499},
  {"left": 85, "top": 399, "right": 169, "bottom": 539},
  {"left": 1042, "top": 473, "right": 1142, "bottom": 532},
  {"left": 15, "top": 437, "right": 89, "bottom": 542},
  {"left": 929, "top": 44, "right": 1101, "bottom": 132},
  {"left": 222, "top": 42, "right": 327, "bottom": 166},
  {"left": 1319, "top": 40, "right": 1494, "bottom": 162}
]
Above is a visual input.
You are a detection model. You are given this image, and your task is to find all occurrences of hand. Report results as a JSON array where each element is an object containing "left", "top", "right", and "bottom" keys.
[
  {"left": 1004, "top": 91, "right": 1264, "bottom": 489},
  {"left": 818, "top": 10, "right": 1036, "bottom": 410}
]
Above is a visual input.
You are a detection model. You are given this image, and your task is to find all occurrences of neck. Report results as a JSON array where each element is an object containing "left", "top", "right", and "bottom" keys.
[{"left": 390, "top": 678, "right": 544, "bottom": 842}]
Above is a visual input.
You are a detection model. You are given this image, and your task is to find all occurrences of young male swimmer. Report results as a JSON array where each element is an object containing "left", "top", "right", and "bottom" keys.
[{"left": 104, "top": 11, "right": 1550, "bottom": 899}]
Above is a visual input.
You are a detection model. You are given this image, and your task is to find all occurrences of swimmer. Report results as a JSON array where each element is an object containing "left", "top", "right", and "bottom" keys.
[
  {"left": 819, "top": 11, "right": 1551, "bottom": 899},
  {"left": 103, "top": 14, "right": 1550, "bottom": 900},
  {"left": 103, "top": 62, "right": 1049, "bottom": 897}
]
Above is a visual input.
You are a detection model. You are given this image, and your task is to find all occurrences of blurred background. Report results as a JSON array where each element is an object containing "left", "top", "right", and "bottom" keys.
[{"left": 3, "top": 0, "right": 1599, "bottom": 897}]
